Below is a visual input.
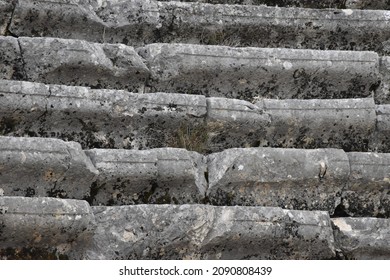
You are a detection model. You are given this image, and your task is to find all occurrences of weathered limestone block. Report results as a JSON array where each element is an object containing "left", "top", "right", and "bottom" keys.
[
  {"left": 139, "top": 44, "right": 380, "bottom": 100},
  {"left": 0, "top": 197, "right": 96, "bottom": 259},
  {"left": 0, "top": 1, "right": 16, "bottom": 35},
  {"left": 0, "top": 136, "right": 98, "bottom": 199},
  {"left": 85, "top": 148, "right": 207, "bottom": 205},
  {"left": 0, "top": 36, "right": 24, "bottom": 80},
  {"left": 332, "top": 218, "right": 390, "bottom": 259},
  {"left": 207, "top": 148, "right": 350, "bottom": 214},
  {"left": 0, "top": 80, "right": 207, "bottom": 150},
  {"left": 18, "top": 37, "right": 149, "bottom": 91},
  {"left": 257, "top": 98, "right": 376, "bottom": 151},
  {"left": 157, "top": 2, "right": 390, "bottom": 54},
  {"left": 369, "top": 105, "right": 390, "bottom": 153},
  {"left": 377, "top": 57, "right": 390, "bottom": 104},
  {"left": 206, "top": 98, "right": 270, "bottom": 152},
  {"left": 342, "top": 152, "right": 390, "bottom": 217},
  {"left": 86, "top": 205, "right": 335, "bottom": 260}
]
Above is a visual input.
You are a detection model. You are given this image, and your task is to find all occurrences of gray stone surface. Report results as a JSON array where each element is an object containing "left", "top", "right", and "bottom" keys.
[
  {"left": 0, "top": 1, "right": 16, "bottom": 35},
  {"left": 343, "top": 152, "right": 390, "bottom": 217},
  {"left": 257, "top": 98, "right": 376, "bottom": 151},
  {"left": 377, "top": 57, "right": 390, "bottom": 104},
  {"left": 0, "top": 136, "right": 98, "bottom": 199},
  {"left": 0, "top": 36, "right": 24, "bottom": 81},
  {"left": 139, "top": 43, "right": 380, "bottom": 100},
  {"left": 332, "top": 217, "right": 390, "bottom": 259},
  {"left": 18, "top": 37, "right": 149, "bottom": 91},
  {"left": 0, "top": 80, "right": 207, "bottom": 150},
  {"left": 207, "top": 148, "right": 350, "bottom": 214},
  {"left": 0, "top": 197, "right": 96, "bottom": 250},
  {"left": 206, "top": 98, "right": 271, "bottom": 152},
  {"left": 369, "top": 105, "right": 390, "bottom": 153},
  {"left": 85, "top": 148, "right": 207, "bottom": 205},
  {"left": 86, "top": 205, "right": 335, "bottom": 259},
  {"left": 345, "top": 0, "right": 390, "bottom": 10}
]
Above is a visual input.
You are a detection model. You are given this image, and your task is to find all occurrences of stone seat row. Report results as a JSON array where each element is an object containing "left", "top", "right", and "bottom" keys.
[
  {"left": 0, "top": 136, "right": 389, "bottom": 217},
  {"left": 1, "top": 196, "right": 389, "bottom": 259},
  {"left": 2, "top": 0, "right": 390, "bottom": 54},
  {"left": 0, "top": 79, "right": 388, "bottom": 153},
  {"left": 2, "top": 36, "right": 390, "bottom": 103}
]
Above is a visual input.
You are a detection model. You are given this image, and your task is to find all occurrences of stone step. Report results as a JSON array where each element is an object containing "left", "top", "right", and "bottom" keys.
[
  {"left": 332, "top": 217, "right": 390, "bottom": 259},
  {"left": 1, "top": 80, "right": 387, "bottom": 153},
  {"left": 86, "top": 205, "right": 336, "bottom": 259},
  {"left": 4, "top": 1, "right": 390, "bottom": 54},
  {"left": 138, "top": 43, "right": 380, "bottom": 100},
  {"left": 158, "top": 0, "right": 390, "bottom": 10},
  {"left": 0, "top": 136, "right": 98, "bottom": 199},
  {"left": 0, "top": 196, "right": 96, "bottom": 259},
  {"left": 207, "top": 148, "right": 390, "bottom": 217},
  {"left": 85, "top": 148, "right": 207, "bottom": 205}
]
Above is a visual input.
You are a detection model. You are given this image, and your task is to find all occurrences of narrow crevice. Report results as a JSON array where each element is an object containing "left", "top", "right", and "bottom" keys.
[
  {"left": 5, "top": 0, "right": 19, "bottom": 38},
  {"left": 16, "top": 38, "right": 28, "bottom": 81}
]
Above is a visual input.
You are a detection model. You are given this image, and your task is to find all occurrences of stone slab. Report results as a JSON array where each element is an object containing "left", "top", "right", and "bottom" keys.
[
  {"left": 0, "top": 197, "right": 96, "bottom": 249},
  {"left": 85, "top": 205, "right": 335, "bottom": 259},
  {"left": 332, "top": 217, "right": 390, "bottom": 259},
  {"left": 139, "top": 43, "right": 380, "bottom": 100},
  {"left": 85, "top": 148, "right": 207, "bottom": 205},
  {"left": 18, "top": 37, "right": 149, "bottom": 92},
  {"left": 343, "top": 152, "right": 390, "bottom": 217},
  {"left": 257, "top": 98, "right": 376, "bottom": 151},
  {"left": 0, "top": 1, "right": 16, "bottom": 35},
  {"left": 207, "top": 148, "right": 350, "bottom": 214},
  {"left": 0, "top": 36, "right": 24, "bottom": 80},
  {"left": 369, "top": 105, "right": 390, "bottom": 153},
  {"left": 0, "top": 136, "right": 98, "bottom": 199},
  {"left": 0, "top": 80, "right": 207, "bottom": 150},
  {"left": 377, "top": 57, "right": 390, "bottom": 104}
]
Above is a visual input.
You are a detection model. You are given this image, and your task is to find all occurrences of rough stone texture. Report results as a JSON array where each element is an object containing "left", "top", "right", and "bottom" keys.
[
  {"left": 369, "top": 105, "right": 390, "bottom": 153},
  {"left": 0, "top": 136, "right": 98, "bottom": 199},
  {"left": 0, "top": 80, "right": 207, "bottom": 150},
  {"left": 206, "top": 98, "right": 271, "bottom": 152},
  {"left": 0, "top": 1, "right": 16, "bottom": 35},
  {"left": 345, "top": 0, "right": 390, "bottom": 10},
  {"left": 342, "top": 152, "right": 390, "bottom": 217},
  {"left": 84, "top": 148, "right": 207, "bottom": 205},
  {"left": 0, "top": 36, "right": 24, "bottom": 81},
  {"left": 207, "top": 148, "right": 350, "bottom": 214},
  {"left": 85, "top": 205, "right": 335, "bottom": 260},
  {"left": 0, "top": 197, "right": 96, "bottom": 259},
  {"left": 332, "top": 217, "right": 390, "bottom": 259},
  {"left": 257, "top": 98, "right": 376, "bottom": 152},
  {"left": 139, "top": 44, "right": 380, "bottom": 100},
  {"left": 377, "top": 56, "right": 390, "bottom": 104},
  {"left": 18, "top": 37, "right": 149, "bottom": 92}
]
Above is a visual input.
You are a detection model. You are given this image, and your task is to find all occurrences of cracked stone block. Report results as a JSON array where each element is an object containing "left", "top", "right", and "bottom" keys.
[
  {"left": 18, "top": 37, "right": 149, "bottom": 91},
  {"left": 85, "top": 148, "right": 207, "bottom": 205},
  {"left": 332, "top": 217, "right": 390, "bottom": 259},
  {"left": 0, "top": 196, "right": 96, "bottom": 259},
  {"left": 0, "top": 80, "right": 207, "bottom": 150},
  {"left": 0, "top": 36, "right": 24, "bottom": 80},
  {"left": 0, "top": 136, "right": 98, "bottom": 199},
  {"left": 342, "top": 152, "right": 390, "bottom": 217},
  {"left": 85, "top": 205, "right": 335, "bottom": 260},
  {"left": 206, "top": 98, "right": 271, "bottom": 153},
  {"left": 369, "top": 105, "right": 390, "bottom": 153},
  {"left": 139, "top": 43, "right": 380, "bottom": 100},
  {"left": 0, "top": 0, "right": 16, "bottom": 35},
  {"left": 157, "top": 2, "right": 390, "bottom": 54},
  {"left": 257, "top": 98, "right": 376, "bottom": 151},
  {"left": 207, "top": 148, "right": 350, "bottom": 214}
]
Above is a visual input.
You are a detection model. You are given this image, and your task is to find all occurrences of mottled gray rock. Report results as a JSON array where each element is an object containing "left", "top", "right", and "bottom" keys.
[
  {"left": 0, "top": 80, "right": 207, "bottom": 150},
  {"left": 0, "top": 136, "right": 98, "bottom": 199},
  {"left": 369, "top": 105, "right": 390, "bottom": 153},
  {"left": 345, "top": 0, "right": 390, "bottom": 10},
  {"left": 0, "top": 197, "right": 96, "bottom": 254},
  {"left": 18, "top": 37, "right": 149, "bottom": 91},
  {"left": 206, "top": 98, "right": 270, "bottom": 152},
  {"left": 86, "top": 205, "right": 335, "bottom": 260},
  {"left": 0, "top": 1, "right": 16, "bottom": 35},
  {"left": 342, "top": 152, "right": 390, "bottom": 217},
  {"left": 139, "top": 44, "right": 380, "bottom": 100},
  {"left": 377, "top": 57, "right": 390, "bottom": 104},
  {"left": 332, "top": 217, "right": 390, "bottom": 259},
  {"left": 85, "top": 148, "right": 207, "bottom": 205},
  {"left": 207, "top": 148, "right": 350, "bottom": 214},
  {"left": 0, "top": 36, "right": 24, "bottom": 80},
  {"left": 257, "top": 98, "right": 376, "bottom": 151}
]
